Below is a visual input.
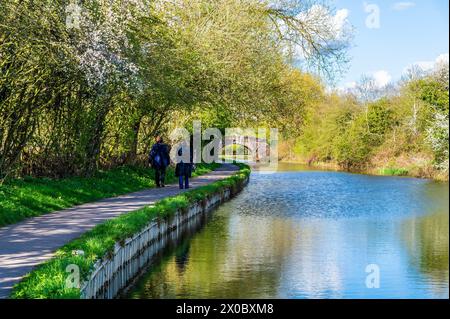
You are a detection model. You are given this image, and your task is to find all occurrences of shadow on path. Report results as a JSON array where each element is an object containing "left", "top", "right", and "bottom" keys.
[{"left": 0, "top": 164, "right": 238, "bottom": 298}]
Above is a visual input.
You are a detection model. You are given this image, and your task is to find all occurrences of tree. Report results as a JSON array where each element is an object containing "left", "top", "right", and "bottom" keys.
[
  {"left": 1, "top": 0, "right": 354, "bottom": 179},
  {"left": 265, "top": 0, "right": 353, "bottom": 82}
]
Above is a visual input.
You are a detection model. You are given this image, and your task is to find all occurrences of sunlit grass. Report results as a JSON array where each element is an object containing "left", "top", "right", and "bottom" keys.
[
  {"left": 0, "top": 163, "right": 219, "bottom": 228},
  {"left": 11, "top": 163, "right": 250, "bottom": 299},
  {"left": 379, "top": 167, "right": 409, "bottom": 176}
]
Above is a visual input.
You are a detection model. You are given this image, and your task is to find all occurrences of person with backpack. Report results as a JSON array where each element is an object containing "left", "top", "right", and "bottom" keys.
[
  {"left": 175, "top": 138, "right": 194, "bottom": 189},
  {"left": 149, "top": 136, "right": 170, "bottom": 187}
]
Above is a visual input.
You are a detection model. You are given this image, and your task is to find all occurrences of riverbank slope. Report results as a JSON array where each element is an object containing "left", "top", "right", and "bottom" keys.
[{"left": 280, "top": 157, "right": 448, "bottom": 181}]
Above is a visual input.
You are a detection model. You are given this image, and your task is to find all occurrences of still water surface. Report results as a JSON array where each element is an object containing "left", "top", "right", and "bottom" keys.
[{"left": 127, "top": 164, "right": 449, "bottom": 299}]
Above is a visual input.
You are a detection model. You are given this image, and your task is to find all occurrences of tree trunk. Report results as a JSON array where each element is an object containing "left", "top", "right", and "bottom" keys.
[
  {"left": 125, "top": 116, "right": 142, "bottom": 165},
  {"left": 84, "top": 104, "right": 109, "bottom": 176}
]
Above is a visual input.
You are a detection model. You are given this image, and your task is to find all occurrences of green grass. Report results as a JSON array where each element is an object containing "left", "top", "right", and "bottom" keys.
[
  {"left": 11, "top": 163, "right": 250, "bottom": 299},
  {"left": 0, "top": 163, "right": 220, "bottom": 228},
  {"left": 379, "top": 167, "right": 409, "bottom": 176}
]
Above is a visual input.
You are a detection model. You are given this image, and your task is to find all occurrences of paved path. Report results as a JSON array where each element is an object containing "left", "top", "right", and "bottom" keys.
[{"left": 0, "top": 164, "right": 239, "bottom": 298}]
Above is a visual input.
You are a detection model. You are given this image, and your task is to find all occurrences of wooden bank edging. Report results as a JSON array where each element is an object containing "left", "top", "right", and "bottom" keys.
[{"left": 80, "top": 175, "right": 249, "bottom": 299}]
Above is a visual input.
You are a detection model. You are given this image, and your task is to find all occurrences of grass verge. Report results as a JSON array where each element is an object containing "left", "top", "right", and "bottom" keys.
[
  {"left": 11, "top": 163, "right": 250, "bottom": 299},
  {"left": 0, "top": 163, "right": 219, "bottom": 228},
  {"left": 379, "top": 167, "right": 409, "bottom": 176}
]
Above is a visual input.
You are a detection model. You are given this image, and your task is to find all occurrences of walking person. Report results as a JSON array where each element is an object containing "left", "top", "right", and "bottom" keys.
[
  {"left": 175, "top": 143, "right": 194, "bottom": 189},
  {"left": 149, "top": 136, "right": 170, "bottom": 187}
]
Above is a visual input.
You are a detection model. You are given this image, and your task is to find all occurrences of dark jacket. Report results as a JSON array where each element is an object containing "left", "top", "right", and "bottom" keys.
[
  {"left": 175, "top": 147, "right": 193, "bottom": 177},
  {"left": 149, "top": 142, "right": 170, "bottom": 169}
]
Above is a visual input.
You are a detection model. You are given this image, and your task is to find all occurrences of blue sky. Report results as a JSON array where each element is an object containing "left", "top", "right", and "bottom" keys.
[{"left": 332, "top": 0, "right": 449, "bottom": 88}]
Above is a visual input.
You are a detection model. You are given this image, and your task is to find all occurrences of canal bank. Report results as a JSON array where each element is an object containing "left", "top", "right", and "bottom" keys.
[
  {"left": 80, "top": 170, "right": 249, "bottom": 299},
  {"left": 9, "top": 164, "right": 250, "bottom": 299},
  {"left": 279, "top": 159, "right": 449, "bottom": 181}
]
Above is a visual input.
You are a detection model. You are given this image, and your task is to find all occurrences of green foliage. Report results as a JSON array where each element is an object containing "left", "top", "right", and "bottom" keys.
[
  {"left": 379, "top": 167, "right": 409, "bottom": 176},
  {"left": 10, "top": 164, "right": 250, "bottom": 299},
  {"left": 414, "top": 79, "right": 449, "bottom": 114},
  {"left": 427, "top": 111, "right": 449, "bottom": 171},
  {"left": 1, "top": 0, "right": 351, "bottom": 180},
  {"left": 333, "top": 115, "right": 372, "bottom": 168},
  {"left": 294, "top": 66, "right": 449, "bottom": 178},
  {"left": 367, "top": 99, "right": 396, "bottom": 139}
]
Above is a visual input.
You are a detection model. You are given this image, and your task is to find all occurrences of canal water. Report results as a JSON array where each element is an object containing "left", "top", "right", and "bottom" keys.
[{"left": 126, "top": 164, "right": 449, "bottom": 299}]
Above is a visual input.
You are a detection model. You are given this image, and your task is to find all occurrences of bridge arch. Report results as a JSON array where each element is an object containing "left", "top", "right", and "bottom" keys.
[{"left": 222, "top": 136, "right": 269, "bottom": 162}]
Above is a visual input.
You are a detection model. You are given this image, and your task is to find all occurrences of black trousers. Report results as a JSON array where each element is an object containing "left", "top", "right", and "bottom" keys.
[{"left": 154, "top": 167, "right": 166, "bottom": 186}]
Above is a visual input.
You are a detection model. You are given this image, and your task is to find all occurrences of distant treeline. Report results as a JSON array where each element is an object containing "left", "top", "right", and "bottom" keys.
[{"left": 282, "top": 63, "right": 449, "bottom": 179}]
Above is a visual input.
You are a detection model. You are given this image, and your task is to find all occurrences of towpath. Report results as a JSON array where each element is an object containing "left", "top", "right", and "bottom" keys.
[{"left": 0, "top": 164, "right": 238, "bottom": 298}]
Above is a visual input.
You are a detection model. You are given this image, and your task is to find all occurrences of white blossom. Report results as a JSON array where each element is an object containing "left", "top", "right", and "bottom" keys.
[
  {"left": 66, "top": 0, "right": 151, "bottom": 87},
  {"left": 427, "top": 111, "right": 449, "bottom": 172}
]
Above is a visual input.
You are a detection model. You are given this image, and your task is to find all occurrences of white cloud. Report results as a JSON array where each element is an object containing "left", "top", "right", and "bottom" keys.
[
  {"left": 405, "top": 53, "right": 449, "bottom": 73},
  {"left": 336, "top": 81, "right": 357, "bottom": 93},
  {"left": 392, "top": 2, "right": 416, "bottom": 11},
  {"left": 296, "top": 5, "right": 351, "bottom": 40},
  {"left": 337, "top": 71, "right": 391, "bottom": 93},
  {"left": 344, "top": 81, "right": 357, "bottom": 89},
  {"left": 337, "top": 54, "right": 448, "bottom": 94},
  {"left": 289, "top": 5, "right": 351, "bottom": 60},
  {"left": 436, "top": 53, "right": 449, "bottom": 65},
  {"left": 413, "top": 61, "right": 435, "bottom": 72},
  {"left": 373, "top": 70, "right": 392, "bottom": 88},
  {"left": 333, "top": 9, "right": 350, "bottom": 38}
]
